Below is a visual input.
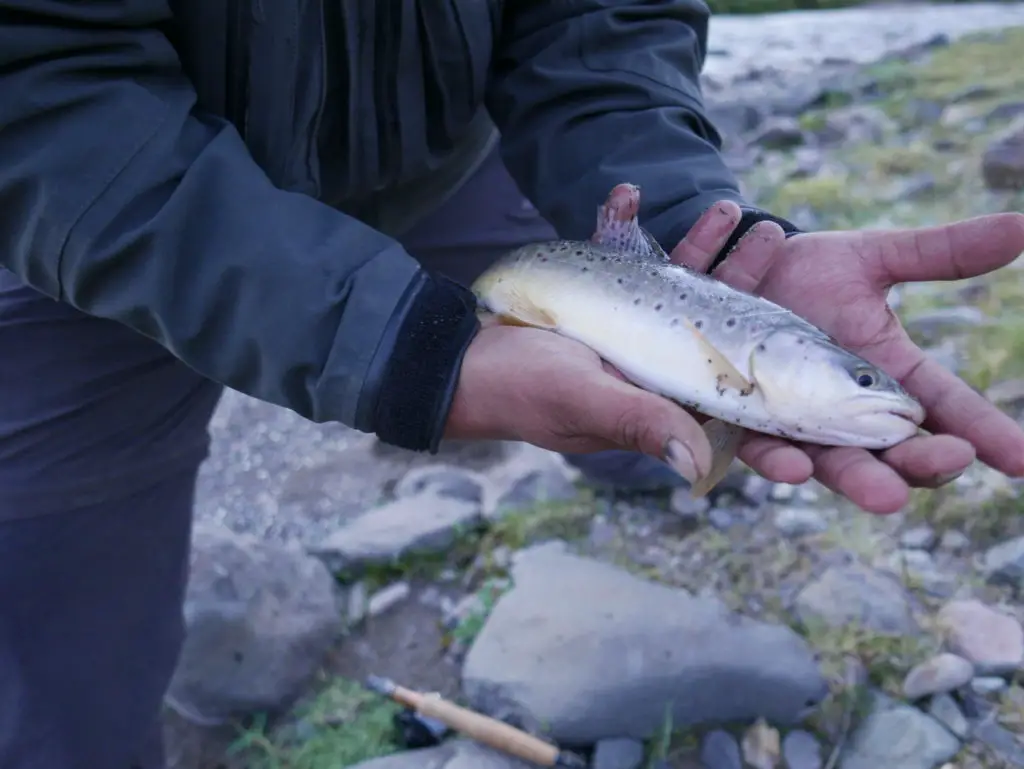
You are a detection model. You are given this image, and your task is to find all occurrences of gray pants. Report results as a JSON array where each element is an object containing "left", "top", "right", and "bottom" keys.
[{"left": 0, "top": 149, "right": 557, "bottom": 768}]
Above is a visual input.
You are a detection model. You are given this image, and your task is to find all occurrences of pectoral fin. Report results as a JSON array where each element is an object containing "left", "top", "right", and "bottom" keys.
[
  {"left": 491, "top": 287, "right": 558, "bottom": 330},
  {"left": 683, "top": 319, "right": 754, "bottom": 396},
  {"left": 690, "top": 418, "right": 745, "bottom": 498}
]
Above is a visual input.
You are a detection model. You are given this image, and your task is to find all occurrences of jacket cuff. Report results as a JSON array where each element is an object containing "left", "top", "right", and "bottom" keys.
[
  {"left": 708, "top": 207, "right": 805, "bottom": 274},
  {"left": 371, "top": 273, "right": 481, "bottom": 453}
]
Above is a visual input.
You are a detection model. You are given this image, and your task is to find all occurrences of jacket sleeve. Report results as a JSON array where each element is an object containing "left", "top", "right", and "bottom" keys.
[
  {"left": 487, "top": 0, "right": 797, "bottom": 254},
  {"left": 0, "top": 0, "right": 480, "bottom": 453}
]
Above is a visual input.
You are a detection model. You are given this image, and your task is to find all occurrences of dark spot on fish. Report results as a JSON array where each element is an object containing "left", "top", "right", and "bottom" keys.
[
  {"left": 695, "top": 320, "right": 704, "bottom": 329},
  {"left": 581, "top": 267, "right": 588, "bottom": 273},
  {"left": 633, "top": 297, "right": 642, "bottom": 305},
  {"left": 540, "top": 256, "right": 548, "bottom": 262},
  {"left": 679, "top": 293, "right": 688, "bottom": 300},
  {"left": 757, "top": 343, "right": 766, "bottom": 352},
  {"left": 670, "top": 318, "right": 679, "bottom": 326},
  {"left": 601, "top": 255, "right": 608, "bottom": 261},
  {"left": 617, "top": 277, "right": 625, "bottom": 284},
  {"left": 795, "top": 426, "right": 803, "bottom": 433},
  {"left": 654, "top": 303, "right": 663, "bottom": 311},
  {"left": 649, "top": 270, "right": 658, "bottom": 277},
  {"left": 797, "top": 339, "right": 804, "bottom": 345},
  {"left": 575, "top": 250, "right": 584, "bottom": 256},
  {"left": 726, "top": 318, "right": 736, "bottom": 328}
]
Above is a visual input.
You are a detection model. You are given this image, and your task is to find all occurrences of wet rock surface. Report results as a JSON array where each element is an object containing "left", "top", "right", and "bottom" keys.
[{"left": 165, "top": 6, "right": 1024, "bottom": 769}]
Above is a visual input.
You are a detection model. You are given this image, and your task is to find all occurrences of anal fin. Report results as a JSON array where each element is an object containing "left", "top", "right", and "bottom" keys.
[
  {"left": 683, "top": 319, "right": 754, "bottom": 396},
  {"left": 690, "top": 418, "right": 745, "bottom": 498}
]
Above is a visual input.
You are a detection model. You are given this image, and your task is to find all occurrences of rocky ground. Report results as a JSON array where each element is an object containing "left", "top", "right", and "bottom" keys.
[{"left": 163, "top": 8, "right": 1024, "bottom": 769}]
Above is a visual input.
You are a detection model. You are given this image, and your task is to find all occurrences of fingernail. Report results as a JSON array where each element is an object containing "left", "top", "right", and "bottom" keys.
[
  {"left": 664, "top": 438, "right": 700, "bottom": 484},
  {"left": 931, "top": 470, "right": 964, "bottom": 487}
]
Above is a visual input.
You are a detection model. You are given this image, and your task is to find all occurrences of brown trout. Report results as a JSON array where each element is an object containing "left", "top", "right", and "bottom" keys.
[{"left": 470, "top": 183, "right": 925, "bottom": 496}]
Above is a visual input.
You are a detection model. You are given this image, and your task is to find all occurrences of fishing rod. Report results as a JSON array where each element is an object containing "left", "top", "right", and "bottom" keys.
[{"left": 363, "top": 674, "right": 587, "bottom": 768}]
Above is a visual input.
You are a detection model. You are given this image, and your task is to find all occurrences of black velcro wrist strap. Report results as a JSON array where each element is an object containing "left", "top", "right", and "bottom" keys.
[
  {"left": 374, "top": 274, "right": 481, "bottom": 453},
  {"left": 709, "top": 207, "right": 804, "bottom": 274}
]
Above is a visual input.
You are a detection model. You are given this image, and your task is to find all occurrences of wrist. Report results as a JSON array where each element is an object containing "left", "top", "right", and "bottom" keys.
[{"left": 367, "top": 272, "right": 481, "bottom": 453}]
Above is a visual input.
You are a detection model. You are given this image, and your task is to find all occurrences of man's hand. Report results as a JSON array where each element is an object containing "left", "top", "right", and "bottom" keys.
[
  {"left": 672, "top": 201, "right": 1024, "bottom": 514},
  {"left": 445, "top": 317, "right": 715, "bottom": 485}
]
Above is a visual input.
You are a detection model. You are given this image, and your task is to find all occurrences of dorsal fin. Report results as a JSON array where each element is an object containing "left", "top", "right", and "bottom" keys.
[{"left": 590, "top": 183, "right": 670, "bottom": 262}]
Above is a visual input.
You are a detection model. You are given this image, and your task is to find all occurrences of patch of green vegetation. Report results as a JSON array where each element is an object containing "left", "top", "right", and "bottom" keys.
[
  {"left": 907, "top": 485, "right": 1023, "bottom": 550},
  {"left": 761, "top": 174, "right": 850, "bottom": 216},
  {"left": 229, "top": 677, "right": 403, "bottom": 769},
  {"left": 643, "top": 704, "right": 701, "bottom": 768},
  {"left": 446, "top": 577, "right": 511, "bottom": 646},
  {"left": 871, "top": 27, "right": 1024, "bottom": 112},
  {"left": 802, "top": 618, "right": 936, "bottom": 695},
  {"left": 797, "top": 618, "right": 938, "bottom": 742},
  {"left": 478, "top": 492, "right": 596, "bottom": 553}
]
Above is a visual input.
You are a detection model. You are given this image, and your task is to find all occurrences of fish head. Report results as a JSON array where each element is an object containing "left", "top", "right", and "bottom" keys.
[{"left": 749, "top": 327, "right": 926, "bottom": 448}]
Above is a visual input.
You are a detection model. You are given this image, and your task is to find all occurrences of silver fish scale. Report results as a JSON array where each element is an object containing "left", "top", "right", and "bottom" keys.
[{"left": 510, "top": 240, "right": 831, "bottom": 347}]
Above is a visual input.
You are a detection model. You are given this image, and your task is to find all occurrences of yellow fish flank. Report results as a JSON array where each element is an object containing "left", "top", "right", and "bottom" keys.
[{"left": 471, "top": 184, "right": 926, "bottom": 497}]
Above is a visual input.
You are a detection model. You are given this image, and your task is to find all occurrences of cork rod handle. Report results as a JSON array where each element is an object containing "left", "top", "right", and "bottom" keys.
[{"left": 392, "top": 686, "right": 559, "bottom": 766}]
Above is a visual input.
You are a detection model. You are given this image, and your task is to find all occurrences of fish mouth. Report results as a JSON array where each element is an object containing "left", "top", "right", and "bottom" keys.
[{"left": 887, "top": 401, "right": 926, "bottom": 426}]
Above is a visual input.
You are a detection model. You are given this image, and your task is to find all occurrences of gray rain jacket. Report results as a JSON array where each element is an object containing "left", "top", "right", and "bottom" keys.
[{"left": 0, "top": 0, "right": 794, "bottom": 452}]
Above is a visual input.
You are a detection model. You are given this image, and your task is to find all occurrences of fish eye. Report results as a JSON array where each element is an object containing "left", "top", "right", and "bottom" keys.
[{"left": 853, "top": 368, "right": 876, "bottom": 388}]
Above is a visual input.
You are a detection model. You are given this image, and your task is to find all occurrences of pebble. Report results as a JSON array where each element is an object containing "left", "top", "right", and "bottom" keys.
[
  {"left": 939, "top": 530, "right": 971, "bottom": 553},
  {"left": 393, "top": 464, "right": 488, "bottom": 506},
  {"left": 782, "top": 729, "right": 823, "bottom": 769},
  {"left": 937, "top": 599, "right": 1024, "bottom": 675},
  {"left": 773, "top": 506, "right": 828, "bottom": 537},
  {"left": 669, "top": 487, "right": 711, "bottom": 520},
  {"left": 982, "top": 536, "right": 1024, "bottom": 589},
  {"left": 308, "top": 491, "right": 484, "bottom": 575},
  {"left": 971, "top": 676, "right": 1009, "bottom": 696},
  {"left": 708, "top": 507, "right": 736, "bottom": 531},
  {"left": 928, "top": 694, "right": 971, "bottom": 739},
  {"left": 346, "top": 580, "right": 369, "bottom": 625},
  {"left": 839, "top": 700, "right": 961, "bottom": 769},
  {"left": 901, "top": 653, "right": 974, "bottom": 700},
  {"left": 591, "top": 738, "right": 645, "bottom": 769},
  {"left": 794, "top": 561, "right": 918, "bottom": 635},
  {"left": 972, "top": 716, "right": 1024, "bottom": 768},
  {"left": 461, "top": 543, "right": 827, "bottom": 744},
  {"left": 741, "top": 719, "right": 780, "bottom": 769},
  {"left": 900, "top": 526, "right": 937, "bottom": 551},
  {"left": 367, "top": 582, "right": 411, "bottom": 617},
  {"left": 165, "top": 523, "right": 343, "bottom": 725},
  {"left": 492, "top": 465, "right": 577, "bottom": 520},
  {"left": 700, "top": 729, "right": 743, "bottom": 769}
]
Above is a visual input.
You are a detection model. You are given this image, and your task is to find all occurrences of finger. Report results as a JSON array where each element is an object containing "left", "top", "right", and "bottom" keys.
[
  {"left": 891, "top": 346, "right": 1024, "bottom": 477},
  {"left": 669, "top": 200, "right": 743, "bottom": 272},
  {"left": 804, "top": 445, "right": 911, "bottom": 515},
  {"left": 572, "top": 375, "right": 715, "bottom": 484},
  {"left": 862, "top": 211, "right": 1024, "bottom": 288},
  {"left": 710, "top": 221, "right": 788, "bottom": 294},
  {"left": 878, "top": 434, "right": 976, "bottom": 488},
  {"left": 737, "top": 433, "right": 815, "bottom": 484}
]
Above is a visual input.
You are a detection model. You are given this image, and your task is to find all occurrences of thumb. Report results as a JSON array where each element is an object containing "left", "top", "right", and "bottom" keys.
[{"left": 569, "top": 375, "right": 714, "bottom": 484}]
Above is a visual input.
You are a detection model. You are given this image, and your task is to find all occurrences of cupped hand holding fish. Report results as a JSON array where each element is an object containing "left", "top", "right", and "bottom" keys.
[
  {"left": 445, "top": 317, "right": 716, "bottom": 485},
  {"left": 672, "top": 201, "right": 1024, "bottom": 514}
]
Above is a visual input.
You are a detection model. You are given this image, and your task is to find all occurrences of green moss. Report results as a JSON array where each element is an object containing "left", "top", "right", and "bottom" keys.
[
  {"left": 229, "top": 677, "right": 403, "bottom": 769},
  {"left": 446, "top": 577, "right": 511, "bottom": 646},
  {"left": 479, "top": 492, "right": 595, "bottom": 552},
  {"left": 868, "top": 27, "right": 1024, "bottom": 120},
  {"left": 761, "top": 174, "right": 855, "bottom": 221}
]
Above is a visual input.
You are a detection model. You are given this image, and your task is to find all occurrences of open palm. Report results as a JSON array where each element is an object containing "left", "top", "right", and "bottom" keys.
[{"left": 671, "top": 203, "right": 1024, "bottom": 514}]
